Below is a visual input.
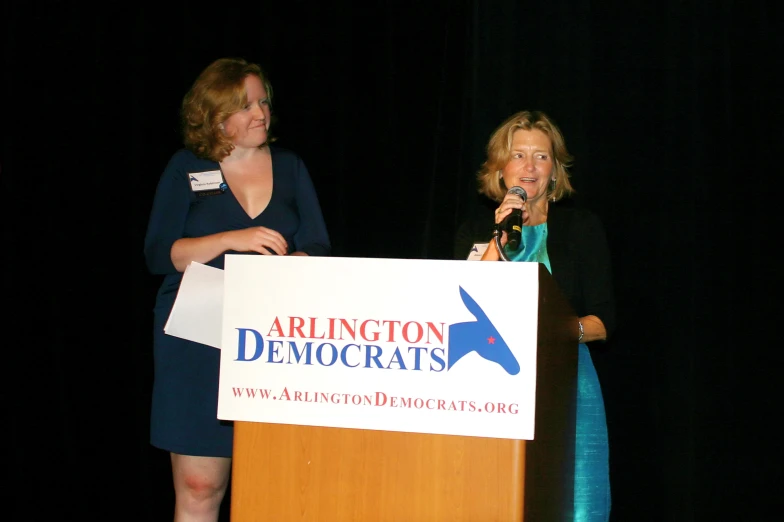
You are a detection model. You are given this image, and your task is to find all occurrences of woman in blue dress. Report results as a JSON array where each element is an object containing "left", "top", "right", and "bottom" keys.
[
  {"left": 473, "top": 110, "right": 616, "bottom": 521},
  {"left": 143, "top": 58, "right": 331, "bottom": 521}
]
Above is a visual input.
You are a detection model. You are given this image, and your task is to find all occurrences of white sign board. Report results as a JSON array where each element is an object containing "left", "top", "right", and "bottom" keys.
[{"left": 218, "top": 255, "right": 540, "bottom": 440}]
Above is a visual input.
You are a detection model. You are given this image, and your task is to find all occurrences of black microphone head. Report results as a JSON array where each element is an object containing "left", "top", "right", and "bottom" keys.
[
  {"left": 507, "top": 186, "right": 527, "bottom": 202},
  {"left": 504, "top": 186, "right": 526, "bottom": 251}
]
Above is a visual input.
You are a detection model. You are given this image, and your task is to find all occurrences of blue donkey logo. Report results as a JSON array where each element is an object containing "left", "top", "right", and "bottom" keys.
[{"left": 447, "top": 286, "right": 520, "bottom": 375}]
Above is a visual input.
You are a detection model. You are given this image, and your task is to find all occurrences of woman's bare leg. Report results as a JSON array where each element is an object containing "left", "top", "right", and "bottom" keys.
[{"left": 171, "top": 453, "right": 231, "bottom": 522}]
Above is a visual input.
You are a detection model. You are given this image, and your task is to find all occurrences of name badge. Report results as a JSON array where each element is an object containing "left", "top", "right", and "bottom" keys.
[
  {"left": 466, "top": 242, "right": 489, "bottom": 261},
  {"left": 189, "top": 169, "right": 227, "bottom": 197}
]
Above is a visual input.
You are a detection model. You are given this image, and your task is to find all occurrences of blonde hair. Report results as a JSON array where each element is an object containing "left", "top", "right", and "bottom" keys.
[
  {"left": 477, "top": 110, "right": 574, "bottom": 202},
  {"left": 181, "top": 57, "right": 276, "bottom": 161}
]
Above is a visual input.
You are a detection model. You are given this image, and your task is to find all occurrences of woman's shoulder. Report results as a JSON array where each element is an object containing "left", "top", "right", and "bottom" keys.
[
  {"left": 270, "top": 144, "right": 303, "bottom": 164},
  {"left": 551, "top": 201, "right": 602, "bottom": 223},
  {"left": 270, "top": 145, "right": 313, "bottom": 181},
  {"left": 549, "top": 201, "right": 607, "bottom": 239}
]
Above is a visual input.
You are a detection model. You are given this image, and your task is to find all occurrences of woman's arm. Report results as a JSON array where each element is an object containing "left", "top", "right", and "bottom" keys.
[
  {"left": 289, "top": 156, "right": 331, "bottom": 257},
  {"left": 170, "top": 227, "right": 288, "bottom": 271}
]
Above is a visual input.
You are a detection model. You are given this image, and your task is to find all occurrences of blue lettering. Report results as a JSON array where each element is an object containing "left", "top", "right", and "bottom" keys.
[
  {"left": 288, "top": 341, "right": 313, "bottom": 365},
  {"left": 340, "top": 343, "right": 361, "bottom": 367},
  {"left": 385, "top": 347, "right": 408, "bottom": 370},
  {"left": 407, "top": 347, "right": 428, "bottom": 371},
  {"left": 316, "top": 343, "right": 338, "bottom": 366},
  {"left": 364, "top": 345, "right": 384, "bottom": 368},
  {"left": 240, "top": 335, "right": 448, "bottom": 371},
  {"left": 429, "top": 348, "right": 446, "bottom": 372},
  {"left": 267, "top": 340, "right": 284, "bottom": 363},
  {"left": 235, "top": 328, "right": 264, "bottom": 361}
]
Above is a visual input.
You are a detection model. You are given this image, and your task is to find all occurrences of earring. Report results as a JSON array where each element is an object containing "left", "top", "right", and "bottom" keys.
[{"left": 549, "top": 178, "right": 556, "bottom": 201}]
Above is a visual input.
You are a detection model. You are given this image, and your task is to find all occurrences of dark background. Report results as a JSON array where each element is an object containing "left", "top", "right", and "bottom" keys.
[{"left": 4, "top": 1, "right": 780, "bottom": 520}]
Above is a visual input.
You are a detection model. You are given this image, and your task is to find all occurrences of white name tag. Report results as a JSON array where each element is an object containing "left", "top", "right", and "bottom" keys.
[
  {"left": 466, "top": 243, "right": 488, "bottom": 261},
  {"left": 189, "top": 169, "right": 226, "bottom": 193}
]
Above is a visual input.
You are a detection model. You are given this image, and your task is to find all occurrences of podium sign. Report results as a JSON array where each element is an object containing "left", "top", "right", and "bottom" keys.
[{"left": 218, "top": 255, "right": 540, "bottom": 440}]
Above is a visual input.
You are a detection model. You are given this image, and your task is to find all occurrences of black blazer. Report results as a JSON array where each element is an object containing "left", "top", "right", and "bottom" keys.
[{"left": 454, "top": 202, "right": 616, "bottom": 340}]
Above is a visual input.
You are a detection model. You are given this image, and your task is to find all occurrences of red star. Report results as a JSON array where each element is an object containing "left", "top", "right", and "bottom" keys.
[{"left": 487, "top": 336, "right": 496, "bottom": 344}]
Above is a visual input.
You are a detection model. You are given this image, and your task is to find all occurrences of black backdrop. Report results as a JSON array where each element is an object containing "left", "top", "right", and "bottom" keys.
[{"left": 5, "top": 1, "right": 781, "bottom": 521}]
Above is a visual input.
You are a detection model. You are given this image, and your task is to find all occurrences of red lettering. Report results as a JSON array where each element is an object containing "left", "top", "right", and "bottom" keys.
[
  {"left": 382, "top": 320, "right": 401, "bottom": 342},
  {"left": 426, "top": 322, "right": 445, "bottom": 344},
  {"left": 402, "top": 321, "right": 424, "bottom": 343},
  {"left": 308, "top": 317, "right": 325, "bottom": 339},
  {"left": 360, "top": 320, "right": 380, "bottom": 342},
  {"left": 289, "top": 317, "right": 306, "bottom": 338},
  {"left": 267, "top": 317, "right": 284, "bottom": 336},
  {"left": 339, "top": 319, "right": 356, "bottom": 340}
]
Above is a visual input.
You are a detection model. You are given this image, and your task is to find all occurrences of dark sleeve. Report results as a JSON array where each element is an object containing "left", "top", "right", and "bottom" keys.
[
  {"left": 292, "top": 157, "right": 331, "bottom": 257},
  {"left": 574, "top": 211, "right": 617, "bottom": 339},
  {"left": 454, "top": 209, "right": 495, "bottom": 260},
  {"left": 143, "top": 151, "right": 193, "bottom": 275}
]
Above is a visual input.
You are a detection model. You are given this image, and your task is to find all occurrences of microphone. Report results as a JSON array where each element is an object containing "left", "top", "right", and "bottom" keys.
[{"left": 503, "top": 186, "right": 527, "bottom": 251}]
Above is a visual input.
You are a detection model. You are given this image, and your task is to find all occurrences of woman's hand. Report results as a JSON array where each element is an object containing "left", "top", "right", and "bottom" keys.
[
  {"left": 482, "top": 193, "right": 526, "bottom": 261},
  {"left": 222, "top": 226, "right": 288, "bottom": 255},
  {"left": 494, "top": 191, "right": 528, "bottom": 225},
  {"left": 171, "top": 226, "right": 289, "bottom": 271},
  {"left": 488, "top": 191, "right": 528, "bottom": 250}
]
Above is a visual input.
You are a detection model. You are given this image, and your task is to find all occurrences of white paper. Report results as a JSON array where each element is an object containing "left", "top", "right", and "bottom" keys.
[{"left": 164, "top": 262, "right": 225, "bottom": 349}]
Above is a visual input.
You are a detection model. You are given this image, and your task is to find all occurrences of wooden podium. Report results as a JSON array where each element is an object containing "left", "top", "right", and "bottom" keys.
[{"left": 230, "top": 264, "right": 577, "bottom": 521}]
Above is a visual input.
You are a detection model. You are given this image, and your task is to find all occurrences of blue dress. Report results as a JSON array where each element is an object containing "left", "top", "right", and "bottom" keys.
[
  {"left": 508, "top": 224, "right": 611, "bottom": 522},
  {"left": 143, "top": 146, "right": 331, "bottom": 457}
]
